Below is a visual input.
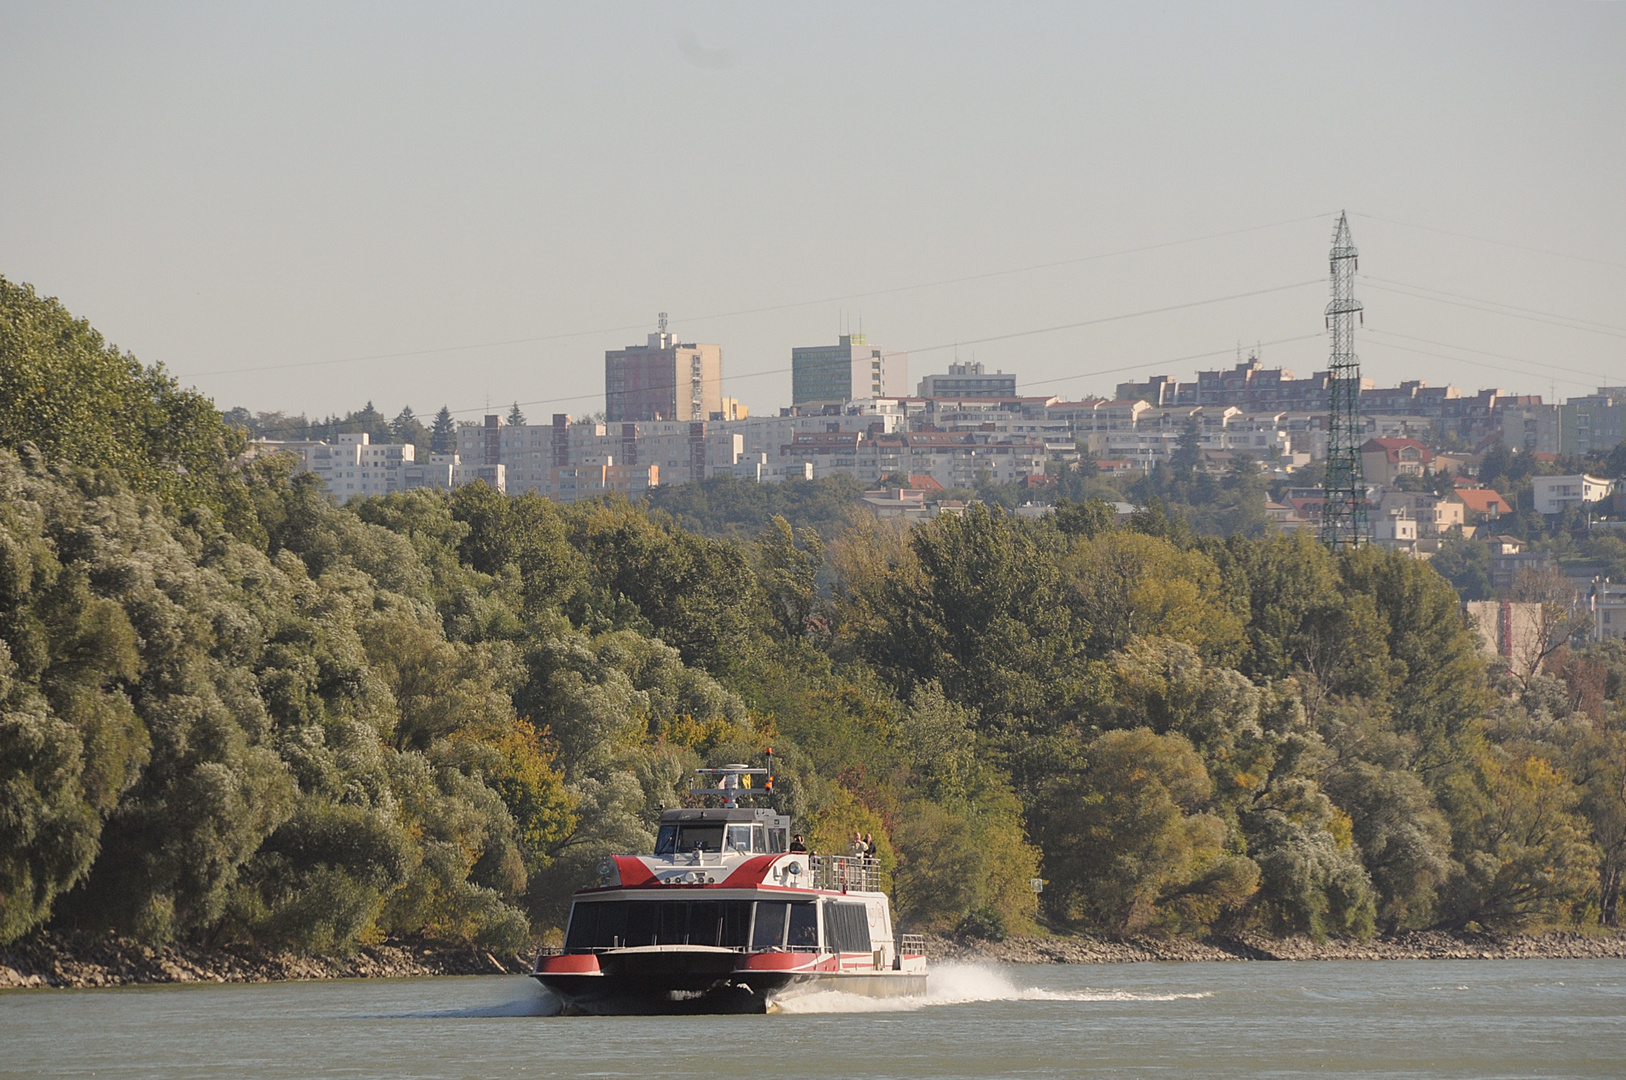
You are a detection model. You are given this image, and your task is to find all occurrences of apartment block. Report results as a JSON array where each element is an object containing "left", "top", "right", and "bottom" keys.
[
  {"left": 791, "top": 334, "right": 908, "bottom": 405},
  {"left": 549, "top": 464, "right": 660, "bottom": 504},
  {"left": 605, "top": 322, "right": 722, "bottom": 422},
  {"left": 1494, "top": 401, "right": 1562, "bottom": 455},
  {"left": 1116, "top": 357, "right": 1360, "bottom": 412},
  {"left": 916, "top": 360, "right": 1016, "bottom": 399},
  {"left": 260, "top": 432, "right": 503, "bottom": 501},
  {"left": 1560, "top": 389, "right": 1626, "bottom": 457},
  {"left": 776, "top": 429, "right": 1047, "bottom": 489}
]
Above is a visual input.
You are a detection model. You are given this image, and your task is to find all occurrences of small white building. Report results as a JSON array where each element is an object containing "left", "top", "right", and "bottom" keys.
[
  {"left": 1532, "top": 474, "right": 1614, "bottom": 516},
  {"left": 1371, "top": 509, "right": 1419, "bottom": 555},
  {"left": 1591, "top": 579, "right": 1626, "bottom": 642}
]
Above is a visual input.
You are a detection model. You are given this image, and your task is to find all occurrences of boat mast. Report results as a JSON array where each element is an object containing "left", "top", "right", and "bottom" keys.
[{"left": 689, "top": 753, "right": 774, "bottom": 808}]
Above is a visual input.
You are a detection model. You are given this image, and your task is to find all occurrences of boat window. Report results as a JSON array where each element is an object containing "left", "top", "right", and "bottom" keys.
[
  {"left": 752, "top": 901, "right": 789, "bottom": 950},
  {"left": 658, "top": 901, "right": 687, "bottom": 945},
  {"left": 564, "top": 902, "right": 598, "bottom": 951},
  {"left": 654, "top": 824, "right": 678, "bottom": 855},
  {"left": 565, "top": 900, "right": 755, "bottom": 951},
  {"left": 688, "top": 901, "right": 721, "bottom": 947},
  {"left": 597, "top": 902, "right": 628, "bottom": 946},
  {"left": 752, "top": 824, "right": 767, "bottom": 853},
  {"left": 787, "top": 902, "right": 819, "bottom": 950},
  {"left": 724, "top": 825, "right": 754, "bottom": 853},
  {"left": 624, "top": 901, "right": 658, "bottom": 947},
  {"left": 768, "top": 828, "right": 786, "bottom": 853},
  {"left": 656, "top": 824, "right": 725, "bottom": 854},
  {"left": 721, "top": 900, "right": 751, "bottom": 948},
  {"left": 825, "top": 902, "right": 872, "bottom": 954}
]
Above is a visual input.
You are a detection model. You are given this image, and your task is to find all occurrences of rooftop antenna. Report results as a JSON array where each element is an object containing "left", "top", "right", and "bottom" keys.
[
  {"left": 658, "top": 311, "right": 668, "bottom": 334},
  {"left": 1320, "top": 211, "right": 1368, "bottom": 549}
]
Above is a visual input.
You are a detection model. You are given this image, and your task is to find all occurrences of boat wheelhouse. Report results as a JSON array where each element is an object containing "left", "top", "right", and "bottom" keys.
[{"left": 533, "top": 763, "right": 926, "bottom": 1014}]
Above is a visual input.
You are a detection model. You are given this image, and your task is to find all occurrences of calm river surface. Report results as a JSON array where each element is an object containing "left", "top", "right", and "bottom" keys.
[{"left": 3, "top": 960, "right": 1624, "bottom": 1079}]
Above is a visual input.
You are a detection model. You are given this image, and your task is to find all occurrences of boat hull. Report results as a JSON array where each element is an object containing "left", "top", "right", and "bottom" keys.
[{"left": 534, "top": 951, "right": 926, "bottom": 1015}]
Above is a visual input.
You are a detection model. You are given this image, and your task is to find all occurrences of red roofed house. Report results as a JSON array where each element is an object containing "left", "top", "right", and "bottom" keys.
[
  {"left": 1454, "top": 488, "right": 1512, "bottom": 524},
  {"left": 1361, "top": 437, "right": 1435, "bottom": 485},
  {"left": 1288, "top": 495, "right": 1326, "bottom": 524}
]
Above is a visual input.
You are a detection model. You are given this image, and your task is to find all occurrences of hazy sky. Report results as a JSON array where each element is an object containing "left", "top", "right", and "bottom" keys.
[{"left": 2, "top": 3, "right": 1622, "bottom": 423}]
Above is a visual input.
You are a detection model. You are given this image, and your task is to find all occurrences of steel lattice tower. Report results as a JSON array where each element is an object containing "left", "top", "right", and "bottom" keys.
[{"left": 1320, "top": 211, "right": 1367, "bottom": 548}]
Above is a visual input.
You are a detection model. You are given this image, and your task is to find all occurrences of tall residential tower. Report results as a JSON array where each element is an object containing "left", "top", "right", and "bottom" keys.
[
  {"left": 791, "top": 334, "right": 908, "bottom": 407},
  {"left": 605, "top": 314, "right": 723, "bottom": 422}
]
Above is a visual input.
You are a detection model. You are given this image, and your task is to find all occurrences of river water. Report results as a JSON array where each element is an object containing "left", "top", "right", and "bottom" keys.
[{"left": 3, "top": 960, "right": 1623, "bottom": 1079}]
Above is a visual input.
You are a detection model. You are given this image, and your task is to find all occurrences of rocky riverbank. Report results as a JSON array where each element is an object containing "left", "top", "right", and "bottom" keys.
[
  {"left": 7, "top": 927, "right": 1624, "bottom": 990},
  {"left": 925, "top": 929, "right": 1626, "bottom": 964},
  {"left": 0, "top": 931, "right": 532, "bottom": 989}
]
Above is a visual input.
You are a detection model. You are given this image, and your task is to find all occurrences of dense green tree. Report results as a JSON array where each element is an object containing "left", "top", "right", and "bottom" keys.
[
  {"left": 0, "top": 277, "right": 250, "bottom": 523},
  {"left": 890, "top": 682, "right": 1040, "bottom": 937},
  {"left": 858, "top": 505, "right": 1078, "bottom": 721},
  {"left": 1061, "top": 531, "right": 1244, "bottom": 663},
  {"left": 1035, "top": 727, "right": 1256, "bottom": 932},
  {"left": 1317, "top": 702, "right": 1454, "bottom": 931},
  {"left": 1050, "top": 498, "right": 1117, "bottom": 540},
  {"left": 756, "top": 515, "right": 825, "bottom": 643},
  {"left": 565, "top": 500, "right": 761, "bottom": 673},
  {"left": 1337, "top": 546, "right": 1490, "bottom": 753},
  {"left": 430, "top": 407, "right": 457, "bottom": 454},
  {"left": 1171, "top": 415, "right": 1202, "bottom": 481},
  {"left": 391, "top": 406, "right": 429, "bottom": 448},
  {"left": 1430, "top": 537, "right": 1494, "bottom": 601},
  {"left": 1439, "top": 747, "right": 1597, "bottom": 930},
  {"left": 644, "top": 474, "right": 863, "bottom": 541}
]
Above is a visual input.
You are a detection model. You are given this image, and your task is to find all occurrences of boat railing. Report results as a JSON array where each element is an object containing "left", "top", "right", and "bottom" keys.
[
  {"left": 808, "top": 854, "right": 881, "bottom": 892},
  {"left": 898, "top": 933, "right": 926, "bottom": 957}
]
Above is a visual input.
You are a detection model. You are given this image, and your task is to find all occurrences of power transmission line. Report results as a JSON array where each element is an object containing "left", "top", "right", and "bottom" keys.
[
  {"left": 177, "top": 212, "right": 1330, "bottom": 379},
  {"left": 1361, "top": 336, "right": 1600, "bottom": 393},
  {"left": 1363, "top": 277, "right": 1626, "bottom": 338},
  {"left": 1351, "top": 212, "right": 1626, "bottom": 272},
  {"left": 1020, "top": 332, "right": 1325, "bottom": 391},
  {"left": 1362, "top": 328, "right": 1617, "bottom": 386},
  {"left": 905, "top": 279, "right": 1321, "bottom": 356},
  {"left": 440, "top": 280, "right": 1325, "bottom": 416}
]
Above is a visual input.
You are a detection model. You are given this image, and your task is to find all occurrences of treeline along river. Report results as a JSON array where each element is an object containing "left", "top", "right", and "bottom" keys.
[
  {"left": 3, "top": 960, "right": 1624, "bottom": 1079},
  {"left": 4, "top": 276, "right": 1626, "bottom": 969}
]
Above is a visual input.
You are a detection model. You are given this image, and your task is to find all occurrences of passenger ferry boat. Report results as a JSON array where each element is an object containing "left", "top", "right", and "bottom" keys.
[{"left": 533, "top": 760, "right": 927, "bottom": 1014}]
